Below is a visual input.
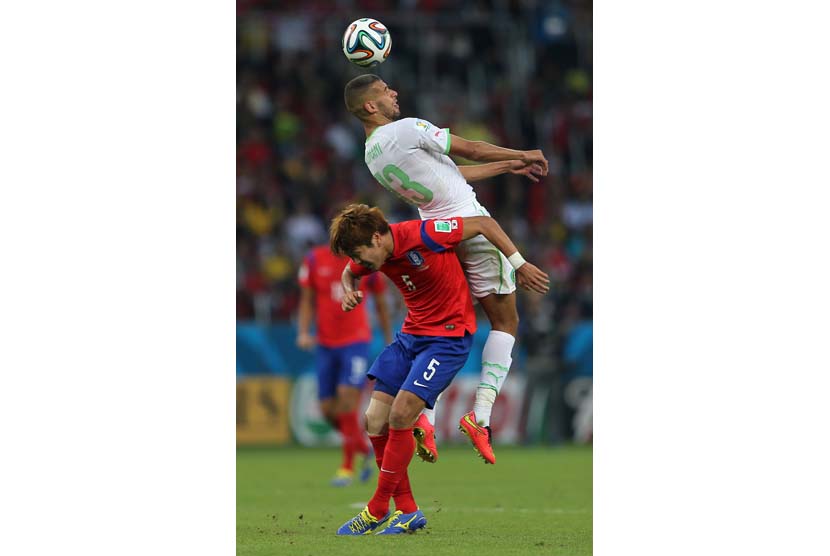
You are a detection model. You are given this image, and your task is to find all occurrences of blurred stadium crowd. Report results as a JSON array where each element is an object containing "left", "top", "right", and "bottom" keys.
[{"left": 237, "top": 1, "right": 592, "bottom": 441}]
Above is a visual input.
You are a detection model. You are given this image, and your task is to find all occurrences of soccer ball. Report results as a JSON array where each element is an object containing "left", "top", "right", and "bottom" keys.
[{"left": 342, "top": 18, "right": 392, "bottom": 68}]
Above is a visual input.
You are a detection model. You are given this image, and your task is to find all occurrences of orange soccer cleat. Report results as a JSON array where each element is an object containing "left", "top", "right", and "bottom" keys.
[
  {"left": 458, "top": 411, "right": 495, "bottom": 464},
  {"left": 413, "top": 413, "right": 438, "bottom": 463}
]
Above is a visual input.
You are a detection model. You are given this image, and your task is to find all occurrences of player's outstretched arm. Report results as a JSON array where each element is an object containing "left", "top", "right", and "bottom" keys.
[
  {"left": 461, "top": 216, "right": 550, "bottom": 294},
  {"left": 450, "top": 134, "right": 549, "bottom": 176},
  {"left": 340, "top": 264, "right": 365, "bottom": 312},
  {"left": 458, "top": 160, "right": 546, "bottom": 183}
]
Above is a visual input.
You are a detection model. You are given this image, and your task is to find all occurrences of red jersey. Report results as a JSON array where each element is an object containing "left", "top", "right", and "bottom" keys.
[
  {"left": 298, "top": 246, "right": 386, "bottom": 348},
  {"left": 349, "top": 218, "right": 476, "bottom": 337}
]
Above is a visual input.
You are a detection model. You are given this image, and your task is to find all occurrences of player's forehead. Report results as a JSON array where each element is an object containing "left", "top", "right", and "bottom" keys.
[{"left": 371, "top": 80, "right": 390, "bottom": 94}]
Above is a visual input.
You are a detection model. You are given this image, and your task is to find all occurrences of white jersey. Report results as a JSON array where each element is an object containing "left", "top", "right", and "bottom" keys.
[
  {"left": 365, "top": 117, "right": 515, "bottom": 297},
  {"left": 364, "top": 117, "right": 478, "bottom": 219}
]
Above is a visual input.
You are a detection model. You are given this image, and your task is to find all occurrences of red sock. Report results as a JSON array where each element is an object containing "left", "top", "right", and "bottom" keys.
[
  {"left": 369, "top": 434, "right": 388, "bottom": 470},
  {"left": 349, "top": 411, "right": 370, "bottom": 455},
  {"left": 369, "top": 432, "right": 417, "bottom": 513},
  {"left": 391, "top": 471, "right": 418, "bottom": 514},
  {"left": 367, "top": 427, "right": 416, "bottom": 518},
  {"left": 340, "top": 410, "right": 369, "bottom": 457},
  {"left": 336, "top": 412, "right": 360, "bottom": 471},
  {"left": 354, "top": 424, "right": 370, "bottom": 456}
]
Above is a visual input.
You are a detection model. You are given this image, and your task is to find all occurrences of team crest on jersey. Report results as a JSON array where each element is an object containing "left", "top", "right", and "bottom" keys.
[
  {"left": 415, "top": 119, "right": 431, "bottom": 131},
  {"left": 433, "top": 219, "right": 458, "bottom": 233},
  {"left": 406, "top": 250, "right": 425, "bottom": 266}
]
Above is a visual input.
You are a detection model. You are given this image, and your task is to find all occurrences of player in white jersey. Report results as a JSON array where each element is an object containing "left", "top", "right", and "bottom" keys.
[{"left": 344, "top": 74, "right": 550, "bottom": 465}]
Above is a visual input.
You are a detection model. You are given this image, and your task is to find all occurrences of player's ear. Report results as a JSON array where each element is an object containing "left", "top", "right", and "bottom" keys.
[{"left": 364, "top": 99, "right": 377, "bottom": 115}]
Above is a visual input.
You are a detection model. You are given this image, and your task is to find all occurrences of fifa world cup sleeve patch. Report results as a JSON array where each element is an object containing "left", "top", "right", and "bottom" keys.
[
  {"left": 414, "top": 119, "right": 432, "bottom": 131},
  {"left": 411, "top": 118, "right": 450, "bottom": 154},
  {"left": 421, "top": 219, "right": 462, "bottom": 253},
  {"left": 433, "top": 219, "right": 459, "bottom": 233}
]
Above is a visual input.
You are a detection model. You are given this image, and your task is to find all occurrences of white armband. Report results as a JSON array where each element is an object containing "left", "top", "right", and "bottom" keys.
[{"left": 507, "top": 252, "right": 526, "bottom": 270}]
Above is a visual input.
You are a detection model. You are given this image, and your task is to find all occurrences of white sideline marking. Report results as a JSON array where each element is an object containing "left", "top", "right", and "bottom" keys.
[{"left": 348, "top": 502, "right": 587, "bottom": 514}]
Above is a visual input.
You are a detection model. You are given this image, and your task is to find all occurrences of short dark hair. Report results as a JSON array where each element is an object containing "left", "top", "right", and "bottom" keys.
[
  {"left": 329, "top": 203, "right": 390, "bottom": 257},
  {"left": 344, "top": 74, "right": 382, "bottom": 120}
]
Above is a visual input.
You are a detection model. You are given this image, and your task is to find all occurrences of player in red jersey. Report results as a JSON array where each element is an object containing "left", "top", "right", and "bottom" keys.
[
  {"left": 297, "top": 245, "right": 393, "bottom": 486},
  {"left": 331, "top": 204, "right": 549, "bottom": 535}
]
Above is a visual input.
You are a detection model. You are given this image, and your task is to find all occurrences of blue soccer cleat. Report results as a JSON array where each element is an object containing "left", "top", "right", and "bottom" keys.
[
  {"left": 335, "top": 506, "right": 391, "bottom": 535},
  {"left": 358, "top": 453, "right": 373, "bottom": 483},
  {"left": 375, "top": 509, "right": 427, "bottom": 535},
  {"left": 330, "top": 468, "right": 353, "bottom": 487}
]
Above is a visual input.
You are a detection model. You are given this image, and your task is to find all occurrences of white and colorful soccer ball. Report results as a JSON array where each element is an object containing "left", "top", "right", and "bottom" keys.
[{"left": 342, "top": 18, "right": 392, "bottom": 67}]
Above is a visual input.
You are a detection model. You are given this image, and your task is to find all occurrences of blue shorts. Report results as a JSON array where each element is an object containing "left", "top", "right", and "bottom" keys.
[
  {"left": 316, "top": 342, "right": 370, "bottom": 400},
  {"left": 368, "top": 332, "right": 473, "bottom": 409}
]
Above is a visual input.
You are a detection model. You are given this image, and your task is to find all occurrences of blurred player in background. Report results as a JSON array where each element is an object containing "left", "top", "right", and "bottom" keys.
[
  {"left": 344, "top": 74, "right": 549, "bottom": 464},
  {"left": 330, "top": 204, "right": 549, "bottom": 535},
  {"left": 297, "top": 243, "right": 393, "bottom": 486}
]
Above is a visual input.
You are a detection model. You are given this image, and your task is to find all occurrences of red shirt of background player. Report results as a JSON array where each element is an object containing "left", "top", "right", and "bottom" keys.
[
  {"left": 349, "top": 218, "right": 476, "bottom": 338},
  {"left": 298, "top": 246, "right": 386, "bottom": 348}
]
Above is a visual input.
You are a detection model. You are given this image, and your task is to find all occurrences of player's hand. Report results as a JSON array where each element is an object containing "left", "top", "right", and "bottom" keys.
[
  {"left": 296, "top": 332, "right": 315, "bottom": 351},
  {"left": 508, "top": 160, "right": 545, "bottom": 183},
  {"left": 341, "top": 290, "right": 364, "bottom": 312},
  {"left": 516, "top": 262, "right": 551, "bottom": 294},
  {"left": 520, "top": 150, "right": 549, "bottom": 176}
]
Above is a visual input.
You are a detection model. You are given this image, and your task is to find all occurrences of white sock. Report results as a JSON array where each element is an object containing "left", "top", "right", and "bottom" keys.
[
  {"left": 473, "top": 330, "right": 515, "bottom": 426},
  {"left": 473, "top": 388, "right": 496, "bottom": 427},
  {"left": 421, "top": 407, "right": 435, "bottom": 426},
  {"left": 420, "top": 393, "right": 440, "bottom": 426}
]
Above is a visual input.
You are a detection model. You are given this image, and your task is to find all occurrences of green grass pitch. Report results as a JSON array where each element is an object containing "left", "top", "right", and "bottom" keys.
[{"left": 237, "top": 444, "right": 592, "bottom": 555}]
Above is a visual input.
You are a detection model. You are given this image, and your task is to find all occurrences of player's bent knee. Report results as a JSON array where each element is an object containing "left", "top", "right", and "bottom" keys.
[
  {"left": 365, "top": 398, "right": 392, "bottom": 435},
  {"left": 319, "top": 400, "right": 337, "bottom": 425},
  {"left": 335, "top": 394, "right": 359, "bottom": 414},
  {"left": 388, "top": 392, "right": 425, "bottom": 429},
  {"left": 480, "top": 294, "right": 519, "bottom": 334},
  {"left": 388, "top": 407, "right": 420, "bottom": 429},
  {"left": 490, "top": 313, "right": 519, "bottom": 335}
]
